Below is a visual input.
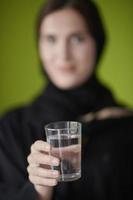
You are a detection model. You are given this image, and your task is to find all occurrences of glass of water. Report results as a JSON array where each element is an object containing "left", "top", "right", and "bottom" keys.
[{"left": 45, "top": 121, "right": 81, "bottom": 182}]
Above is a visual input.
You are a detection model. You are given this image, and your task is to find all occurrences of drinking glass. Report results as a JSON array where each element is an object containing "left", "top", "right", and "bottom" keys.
[{"left": 45, "top": 121, "right": 81, "bottom": 182}]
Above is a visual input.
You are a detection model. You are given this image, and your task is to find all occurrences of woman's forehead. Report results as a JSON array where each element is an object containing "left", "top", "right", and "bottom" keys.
[{"left": 40, "top": 8, "right": 88, "bottom": 34}]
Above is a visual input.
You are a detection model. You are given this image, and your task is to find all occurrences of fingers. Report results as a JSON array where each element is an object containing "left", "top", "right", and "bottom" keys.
[
  {"left": 27, "top": 140, "right": 60, "bottom": 166},
  {"left": 30, "top": 140, "right": 51, "bottom": 153},
  {"left": 27, "top": 164, "right": 59, "bottom": 186},
  {"left": 29, "top": 175, "right": 58, "bottom": 186},
  {"left": 27, "top": 140, "right": 60, "bottom": 188},
  {"left": 27, "top": 151, "right": 59, "bottom": 166},
  {"left": 27, "top": 164, "right": 59, "bottom": 179}
]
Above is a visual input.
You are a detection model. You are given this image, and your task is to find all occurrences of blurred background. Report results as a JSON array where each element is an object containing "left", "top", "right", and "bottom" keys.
[{"left": 0, "top": 0, "right": 133, "bottom": 115}]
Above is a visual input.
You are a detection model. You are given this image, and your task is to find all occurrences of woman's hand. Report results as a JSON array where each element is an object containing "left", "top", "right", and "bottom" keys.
[{"left": 27, "top": 140, "right": 60, "bottom": 200}]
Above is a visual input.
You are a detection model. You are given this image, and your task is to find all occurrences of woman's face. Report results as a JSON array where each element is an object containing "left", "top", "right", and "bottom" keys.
[{"left": 39, "top": 8, "right": 96, "bottom": 90}]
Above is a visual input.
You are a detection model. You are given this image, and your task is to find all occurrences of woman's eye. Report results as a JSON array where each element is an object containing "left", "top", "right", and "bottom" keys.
[
  {"left": 71, "top": 35, "right": 85, "bottom": 44},
  {"left": 46, "top": 35, "right": 56, "bottom": 43}
]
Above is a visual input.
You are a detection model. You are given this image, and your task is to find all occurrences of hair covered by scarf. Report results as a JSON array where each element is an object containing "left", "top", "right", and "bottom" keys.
[
  {"left": 36, "top": 0, "right": 106, "bottom": 70},
  {"left": 30, "top": 0, "right": 118, "bottom": 124}
]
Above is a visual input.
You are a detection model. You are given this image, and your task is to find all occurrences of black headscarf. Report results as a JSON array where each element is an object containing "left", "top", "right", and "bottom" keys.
[
  {"left": 31, "top": 74, "right": 118, "bottom": 125},
  {"left": 32, "top": 0, "right": 118, "bottom": 124}
]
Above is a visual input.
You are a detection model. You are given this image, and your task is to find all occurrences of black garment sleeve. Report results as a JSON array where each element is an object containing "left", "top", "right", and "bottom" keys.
[
  {"left": 0, "top": 182, "right": 38, "bottom": 200},
  {"left": 0, "top": 111, "right": 39, "bottom": 200}
]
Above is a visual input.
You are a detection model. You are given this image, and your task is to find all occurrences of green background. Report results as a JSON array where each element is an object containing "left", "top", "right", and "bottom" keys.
[{"left": 0, "top": 0, "right": 133, "bottom": 115}]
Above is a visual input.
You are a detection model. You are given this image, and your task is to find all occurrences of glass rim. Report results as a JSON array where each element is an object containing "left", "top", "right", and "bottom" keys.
[{"left": 45, "top": 121, "right": 81, "bottom": 131}]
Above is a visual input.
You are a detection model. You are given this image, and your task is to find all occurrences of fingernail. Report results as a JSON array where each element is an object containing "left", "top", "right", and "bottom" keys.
[
  {"left": 45, "top": 145, "right": 50, "bottom": 151},
  {"left": 52, "top": 159, "right": 59, "bottom": 166},
  {"left": 52, "top": 179, "right": 57, "bottom": 186},
  {"left": 52, "top": 170, "right": 59, "bottom": 176}
]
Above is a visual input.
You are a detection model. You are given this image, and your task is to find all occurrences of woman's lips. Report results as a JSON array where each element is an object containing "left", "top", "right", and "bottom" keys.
[{"left": 58, "top": 65, "right": 75, "bottom": 73}]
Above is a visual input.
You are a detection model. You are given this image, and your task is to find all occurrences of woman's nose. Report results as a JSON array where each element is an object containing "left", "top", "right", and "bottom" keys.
[{"left": 57, "top": 41, "right": 71, "bottom": 61}]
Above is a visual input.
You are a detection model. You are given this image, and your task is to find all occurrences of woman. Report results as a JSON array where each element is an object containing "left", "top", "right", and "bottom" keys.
[{"left": 0, "top": 0, "right": 133, "bottom": 199}]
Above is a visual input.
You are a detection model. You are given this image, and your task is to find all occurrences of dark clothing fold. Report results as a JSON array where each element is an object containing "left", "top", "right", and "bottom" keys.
[{"left": 0, "top": 77, "right": 133, "bottom": 199}]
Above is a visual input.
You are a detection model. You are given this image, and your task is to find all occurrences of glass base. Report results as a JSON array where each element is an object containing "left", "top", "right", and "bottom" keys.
[{"left": 58, "top": 171, "right": 81, "bottom": 182}]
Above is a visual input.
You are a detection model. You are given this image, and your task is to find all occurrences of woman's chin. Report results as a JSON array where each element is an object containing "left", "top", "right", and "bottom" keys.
[{"left": 52, "top": 80, "right": 84, "bottom": 90}]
